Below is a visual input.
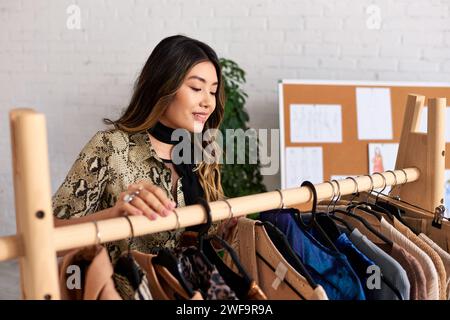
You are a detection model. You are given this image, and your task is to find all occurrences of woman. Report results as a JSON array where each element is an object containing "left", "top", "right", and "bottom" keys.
[{"left": 52, "top": 34, "right": 230, "bottom": 262}]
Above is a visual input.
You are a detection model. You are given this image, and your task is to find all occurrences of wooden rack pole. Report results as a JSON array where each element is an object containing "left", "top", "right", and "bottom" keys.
[
  {"left": 0, "top": 168, "right": 419, "bottom": 262},
  {"left": 9, "top": 110, "right": 60, "bottom": 300}
]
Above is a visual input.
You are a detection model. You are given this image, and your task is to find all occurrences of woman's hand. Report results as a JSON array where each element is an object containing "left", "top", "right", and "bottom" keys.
[{"left": 112, "top": 181, "right": 177, "bottom": 220}]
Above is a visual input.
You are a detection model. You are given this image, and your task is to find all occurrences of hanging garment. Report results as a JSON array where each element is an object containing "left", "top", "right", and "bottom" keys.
[
  {"left": 332, "top": 206, "right": 389, "bottom": 245},
  {"left": 379, "top": 217, "right": 439, "bottom": 300},
  {"left": 175, "top": 246, "right": 238, "bottom": 300},
  {"left": 113, "top": 251, "right": 153, "bottom": 300},
  {"left": 131, "top": 250, "right": 203, "bottom": 300},
  {"left": 262, "top": 220, "right": 319, "bottom": 289},
  {"left": 310, "top": 213, "right": 384, "bottom": 299},
  {"left": 349, "top": 228, "right": 410, "bottom": 300},
  {"left": 393, "top": 217, "right": 447, "bottom": 300},
  {"left": 333, "top": 233, "right": 379, "bottom": 299},
  {"left": 224, "top": 217, "right": 328, "bottom": 300},
  {"left": 377, "top": 241, "right": 427, "bottom": 300},
  {"left": 59, "top": 245, "right": 122, "bottom": 300},
  {"left": 334, "top": 207, "right": 428, "bottom": 300},
  {"left": 374, "top": 194, "right": 450, "bottom": 254},
  {"left": 179, "top": 231, "right": 268, "bottom": 300},
  {"left": 260, "top": 210, "right": 365, "bottom": 300},
  {"left": 419, "top": 233, "right": 450, "bottom": 299}
]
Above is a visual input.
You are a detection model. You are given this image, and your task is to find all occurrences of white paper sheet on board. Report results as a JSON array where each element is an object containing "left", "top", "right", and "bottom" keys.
[
  {"left": 418, "top": 106, "right": 450, "bottom": 142},
  {"left": 285, "top": 147, "right": 323, "bottom": 188},
  {"left": 368, "top": 143, "right": 399, "bottom": 174},
  {"left": 290, "top": 104, "right": 343, "bottom": 143},
  {"left": 356, "top": 87, "right": 393, "bottom": 140}
]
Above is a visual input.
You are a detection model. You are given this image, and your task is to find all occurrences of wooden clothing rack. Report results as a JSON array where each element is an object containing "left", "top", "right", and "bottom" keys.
[{"left": 0, "top": 94, "right": 445, "bottom": 300}]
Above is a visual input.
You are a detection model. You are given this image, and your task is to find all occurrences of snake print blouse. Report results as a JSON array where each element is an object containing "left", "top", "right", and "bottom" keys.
[{"left": 52, "top": 129, "right": 216, "bottom": 263}]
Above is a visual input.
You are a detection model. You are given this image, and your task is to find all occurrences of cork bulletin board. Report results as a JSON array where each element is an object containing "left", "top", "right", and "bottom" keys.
[{"left": 278, "top": 80, "right": 450, "bottom": 189}]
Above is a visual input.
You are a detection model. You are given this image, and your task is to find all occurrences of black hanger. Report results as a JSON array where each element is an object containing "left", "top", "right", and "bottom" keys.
[
  {"left": 180, "top": 197, "right": 216, "bottom": 271},
  {"left": 255, "top": 220, "right": 318, "bottom": 289},
  {"left": 113, "top": 216, "right": 150, "bottom": 298},
  {"left": 332, "top": 207, "right": 393, "bottom": 246},
  {"left": 152, "top": 248, "right": 195, "bottom": 296},
  {"left": 328, "top": 179, "right": 394, "bottom": 246},
  {"left": 123, "top": 215, "right": 135, "bottom": 257},
  {"left": 318, "top": 182, "right": 403, "bottom": 300},
  {"left": 148, "top": 214, "right": 195, "bottom": 297},
  {"left": 195, "top": 198, "right": 212, "bottom": 250},
  {"left": 320, "top": 181, "right": 354, "bottom": 234},
  {"left": 172, "top": 197, "right": 216, "bottom": 272},
  {"left": 345, "top": 175, "right": 394, "bottom": 222},
  {"left": 197, "top": 198, "right": 255, "bottom": 298},
  {"left": 375, "top": 170, "right": 420, "bottom": 235},
  {"left": 297, "top": 181, "right": 341, "bottom": 253}
]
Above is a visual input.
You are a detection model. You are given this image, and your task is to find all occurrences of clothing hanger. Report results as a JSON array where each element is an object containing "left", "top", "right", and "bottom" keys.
[
  {"left": 309, "top": 180, "right": 344, "bottom": 241},
  {"left": 344, "top": 175, "right": 382, "bottom": 221},
  {"left": 195, "top": 197, "right": 214, "bottom": 254},
  {"left": 92, "top": 220, "right": 103, "bottom": 254},
  {"left": 196, "top": 197, "right": 254, "bottom": 294},
  {"left": 297, "top": 180, "right": 341, "bottom": 253},
  {"left": 320, "top": 181, "right": 354, "bottom": 233},
  {"left": 375, "top": 170, "right": 420, "bottom": 235},
  {"left": 271, "top": 188, "right": 286, "bottom": 227},
  {"left": 324, "top": 182, "right": 404, "bottom": 300},
  {"left": 123, "top": 215, "right": 135, "bottom": 257},
  {"left": 259, "top": 220, "right": 318, "bottom": 289},
  {"left": 255, "top": 192, "right": 318, "bottom": 289},
  {"left": 345, "top": 174, "right": 395, "bottom": 222},
  {"left": 374, "top": 168, "right": 450, "bottom": 225},
  {"left": 329, "top": 179, "right": 394, "bottom": 246},
  {"left": 148, "top": 212, "right": 195, "bottom": 297}
]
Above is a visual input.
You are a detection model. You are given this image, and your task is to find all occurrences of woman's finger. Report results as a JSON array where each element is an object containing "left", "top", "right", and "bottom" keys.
[
  {"left": 141, "top": 182, "right": 176, "bottom": 210},
  {"left": 128, "top": 196, "right": 158, "bottom": 220},
  {"left": 138, "top": 188, "right": 173, "bottom": 217},
  {"left": 119, "top": 202, "right": 144, "bottom": 217}
]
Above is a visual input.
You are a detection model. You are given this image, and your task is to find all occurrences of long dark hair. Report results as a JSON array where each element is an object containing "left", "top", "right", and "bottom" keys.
[{"left": 104, "top": 34, "right": 225, "bottom": 201}]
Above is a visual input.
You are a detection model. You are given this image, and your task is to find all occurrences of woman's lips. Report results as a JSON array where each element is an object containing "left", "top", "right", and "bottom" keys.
[{"left": 193, "top": 113, "right": 208, "bottom": 123}]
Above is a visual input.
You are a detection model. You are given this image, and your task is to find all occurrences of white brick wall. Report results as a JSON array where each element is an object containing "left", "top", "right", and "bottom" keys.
[{"left": 1, "top": 0, "right": 450, "bottom": 235}]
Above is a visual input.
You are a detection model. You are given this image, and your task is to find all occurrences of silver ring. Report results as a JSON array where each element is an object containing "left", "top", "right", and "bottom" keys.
[
  {"left": 123, "top": 188, "right": 142, "bottom": 203},
  {"left": 123, "top": 193, "right": 134, "bottom": 203},
  {"left": 275, "top": 189, "right": 285, "bottom": 209},
  {"left": 223, "top": 199, "right": 234, "bottom": 220}
]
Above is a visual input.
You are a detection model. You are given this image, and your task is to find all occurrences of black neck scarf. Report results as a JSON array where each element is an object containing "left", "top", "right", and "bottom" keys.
[{"left": 147, "top": 122, "right": 205, "bottom": 206}]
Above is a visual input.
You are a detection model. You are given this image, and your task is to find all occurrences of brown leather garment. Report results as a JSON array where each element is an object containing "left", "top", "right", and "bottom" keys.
[
  {"left": 59, "top": 245, "right": 122, "bottom": 300},
  {"left": 131, "top": 250, "right": 203, "bottom": 300}
]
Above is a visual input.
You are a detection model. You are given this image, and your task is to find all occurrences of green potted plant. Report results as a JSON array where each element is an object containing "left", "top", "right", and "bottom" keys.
[{"left": 219, "top": 58, "right": 267, "bottom": 201}]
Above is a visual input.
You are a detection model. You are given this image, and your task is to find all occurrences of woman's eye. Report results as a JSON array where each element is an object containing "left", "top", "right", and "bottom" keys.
[
  {"left": 210, "top": 92, "right": 216, "bottom": 96},
  {"left": 191, "top": 87, "right": 201, "bottom": 92}
]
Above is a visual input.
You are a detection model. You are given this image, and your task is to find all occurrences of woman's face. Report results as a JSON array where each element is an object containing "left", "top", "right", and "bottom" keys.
[{"left": 160, "top": 61, "right": 218, "bottom": 133}]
